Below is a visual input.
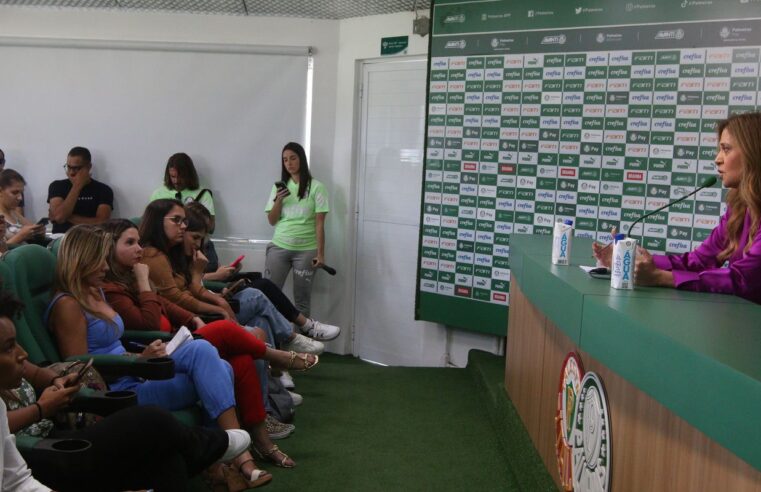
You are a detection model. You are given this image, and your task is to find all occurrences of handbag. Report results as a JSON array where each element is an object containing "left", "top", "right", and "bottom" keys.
[{"left": 46, "top": 360, "right": 108, "bottom": 430}]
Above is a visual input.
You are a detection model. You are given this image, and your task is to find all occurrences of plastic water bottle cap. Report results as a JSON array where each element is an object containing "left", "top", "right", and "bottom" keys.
[
  {"left": 614, "top": 233, "right": 626, "bottom": 242},
  {"left": 563, "top": 219, "right": 573, "bottom": 226}
]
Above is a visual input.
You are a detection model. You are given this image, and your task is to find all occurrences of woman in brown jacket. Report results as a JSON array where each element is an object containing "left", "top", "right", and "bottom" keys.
[{"left": 100, "top": 219, "right": 318, "bottom": 470}]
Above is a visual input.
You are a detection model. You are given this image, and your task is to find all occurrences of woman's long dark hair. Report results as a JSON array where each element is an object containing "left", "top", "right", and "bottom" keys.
[
  {"left": 139, "top": 199, "right": 190, "bottom": 283},
  {"left": 101, "top": 219, "right": 140, "bottom": 294},
  {"left": 163, "top": 153, "right": 199, "bottom": 191},
  {"left": 281, "top": 142, "right": 312, "bottom": 200}
]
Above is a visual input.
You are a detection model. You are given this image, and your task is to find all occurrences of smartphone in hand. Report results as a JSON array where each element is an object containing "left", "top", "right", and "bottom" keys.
[
  {"left": 71, "top": 358, "right": 94, "bottom": 385},
  {"left": 36, "top": 217, "right": 50, "bottom": 226},
  {"left": 229, "top": 255, "right": 245, "bottom": 268},
  {"left": 274, "top": 181, "right": 290, "bottom": 201},
  {"left": 223, "top": 279, "right": 247, "bottom": 300}
]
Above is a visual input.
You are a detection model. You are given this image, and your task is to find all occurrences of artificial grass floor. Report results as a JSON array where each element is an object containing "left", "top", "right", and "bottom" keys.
[{"left": 261, "top": 353, "right": 516, "bottom": 492}]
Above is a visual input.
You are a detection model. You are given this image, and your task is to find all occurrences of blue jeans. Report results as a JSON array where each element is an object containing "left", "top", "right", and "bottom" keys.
[
  {"left": 131, "top": 340, "right": 235, "bottom": 421},
  {"left": 233, "top": 287, "right": 294, "bottom": 347}
]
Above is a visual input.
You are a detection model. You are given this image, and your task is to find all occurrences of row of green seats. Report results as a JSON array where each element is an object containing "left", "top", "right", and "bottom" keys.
[{"left": 0, "top": 244, "right": 202, "bottom": 428}]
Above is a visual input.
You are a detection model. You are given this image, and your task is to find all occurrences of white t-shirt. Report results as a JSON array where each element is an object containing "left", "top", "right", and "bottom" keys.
[{"left": 0, "top": 400, "right": 50, "bottom": 491}]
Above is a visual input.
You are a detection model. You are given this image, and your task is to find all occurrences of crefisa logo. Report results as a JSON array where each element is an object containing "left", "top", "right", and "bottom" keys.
[{"left": 557, "top": 352, "right": 612, "bottom": 492}]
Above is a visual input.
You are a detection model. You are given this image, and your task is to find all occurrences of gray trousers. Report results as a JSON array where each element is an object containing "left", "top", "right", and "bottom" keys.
[{"left": 264, "top": 243, "right": 317, "bottom": 317}]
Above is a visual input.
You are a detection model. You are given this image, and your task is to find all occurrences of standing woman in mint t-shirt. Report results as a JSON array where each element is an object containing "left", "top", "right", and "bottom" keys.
[{"left": 265, "top": 143, "right": 330, "bottom": 319}]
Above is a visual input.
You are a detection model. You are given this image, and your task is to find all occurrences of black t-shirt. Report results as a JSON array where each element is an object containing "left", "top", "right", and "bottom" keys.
[{"left": 47, "top": 178, "right": 114, "bottom": 233}]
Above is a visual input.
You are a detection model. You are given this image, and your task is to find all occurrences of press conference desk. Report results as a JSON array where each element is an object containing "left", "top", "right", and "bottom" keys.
[{"left": 506, "top": 234, "right": 761, "bottom": 491}]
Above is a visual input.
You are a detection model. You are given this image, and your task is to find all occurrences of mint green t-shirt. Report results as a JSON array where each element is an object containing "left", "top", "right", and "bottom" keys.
[
  {"left": 265, "top": 178, "right": 329, "bottom": 251},
  {"left": 150, "top": 185, "right": 215, "bottom": 216}
]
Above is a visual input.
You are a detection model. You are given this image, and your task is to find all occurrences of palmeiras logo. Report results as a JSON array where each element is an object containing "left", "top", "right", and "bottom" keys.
[
  {"left": 556, "top": 352, "right": 584, "bottom": 491},
  {"left": 571, "top": 372, "right": 612, "bottom": 492}
]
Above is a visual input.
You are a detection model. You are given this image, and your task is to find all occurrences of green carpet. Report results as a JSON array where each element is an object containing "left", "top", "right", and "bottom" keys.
[{"left": 254, "top": 351, "right": 555, "bottom": 492}]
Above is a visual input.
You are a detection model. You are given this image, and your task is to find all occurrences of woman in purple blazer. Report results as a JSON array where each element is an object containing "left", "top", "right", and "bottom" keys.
[{"left": 594, "top": 112, "right": 761, "bottom": 304}]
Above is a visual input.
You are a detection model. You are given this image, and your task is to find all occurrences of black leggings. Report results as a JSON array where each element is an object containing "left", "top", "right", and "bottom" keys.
[
  {"left": 30, "top": 405, "right": 227, "bottom": 492},
  {"left": 249, "top": 278, "right": 301, "bottom": 322}
]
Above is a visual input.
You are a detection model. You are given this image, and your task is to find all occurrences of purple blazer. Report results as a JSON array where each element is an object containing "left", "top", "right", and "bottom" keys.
[{"left": 652, "top": 208, "right": 761, "bottom": 304}]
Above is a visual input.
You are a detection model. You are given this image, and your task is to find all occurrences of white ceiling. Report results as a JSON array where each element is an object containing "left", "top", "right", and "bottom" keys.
[{"left": 0, "top": 0, "right": 431, "bottom": 19}]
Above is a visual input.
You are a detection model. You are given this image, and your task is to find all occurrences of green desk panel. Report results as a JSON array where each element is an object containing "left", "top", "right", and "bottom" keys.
[
  {"left": 582, "top": 295, "right": 761, "bottom": 471},
  {"left": 509, "top": 233, "right": 761, "bottom": 471},
  {"left": 417, "top": 292, "right": 508, "bottom": 336},
  {"left": 520, "top": 254, "right": 586, "bottom": 344},
  {"left": 511, "top": 235, "right": 749, "bottom": 304}
]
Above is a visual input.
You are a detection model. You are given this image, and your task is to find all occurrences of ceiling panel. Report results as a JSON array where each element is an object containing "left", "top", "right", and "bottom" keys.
[
  {"left": 2, "top": 0, "right": 116, "bottom": 8},
  {"left": 119, "top": 0, "right": 245, "bottom": 15},
  {"left": 0, "top": 0, "right": 431, "bottom": 18}
]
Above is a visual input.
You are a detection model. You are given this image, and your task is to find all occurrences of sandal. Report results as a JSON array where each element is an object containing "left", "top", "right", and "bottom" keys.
[
  {"left": 229, "top": 460, "right": 272, "bottom": 490},
  {"left": 254, "top": 444, "right": 296, "bottom": 468},
  {"left": 288, "top": 351, "right": 319, "bottom": 372},
  {"left": 202, "top": 463, "right": 228, "bottom": 492}
]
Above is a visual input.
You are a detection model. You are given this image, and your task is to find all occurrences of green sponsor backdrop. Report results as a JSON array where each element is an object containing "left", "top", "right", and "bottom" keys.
[{"left": 415, "top": 0, "right": 761, "bottom": 335}]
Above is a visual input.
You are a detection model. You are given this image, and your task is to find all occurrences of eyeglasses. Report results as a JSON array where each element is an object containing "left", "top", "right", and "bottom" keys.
[
  {"left": 63, "top": 164, "right": 86, "bottom": 173},
  {"left": 164, "top": 215, "right": 189, "bottom": 226}
]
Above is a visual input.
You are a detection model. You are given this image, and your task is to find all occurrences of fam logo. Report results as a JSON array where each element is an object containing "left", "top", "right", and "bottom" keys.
[
  {"left": 541, "top": 34, "right": 567, "bottom": 45},
  {"left": 655, "top": 29, "right": 685, "bottom": 40},
  {"left": 445, "top": 40, "right": 467, "bottom": 50},
  {"left": 443, "top": 13, "right": 465, "bottom": 24}
]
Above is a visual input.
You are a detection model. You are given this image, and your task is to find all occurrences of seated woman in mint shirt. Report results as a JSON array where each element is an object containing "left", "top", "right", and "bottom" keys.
[
  {"left": 45, "top": 225, "right": 272, "bottom": 489},
  {"left": 593, "top": 112, "right": 761, "bottom": 304},
  {"left": 150, "top": 153, "right": 216, "bottom": 232}
]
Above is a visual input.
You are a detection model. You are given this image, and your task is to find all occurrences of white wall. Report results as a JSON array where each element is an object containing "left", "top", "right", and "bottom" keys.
[
  {"left": 0, "top": 6, "right": 502, "bottom": 366},
  {"left": 327, "top": 11, "right": 503, "bottom": 365},
  {"left": 0, "top": 7, "right": 339, "bottom": 229}
]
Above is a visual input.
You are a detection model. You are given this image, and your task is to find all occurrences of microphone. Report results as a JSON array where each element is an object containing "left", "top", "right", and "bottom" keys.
[
  {"left": 320, "top": 264, "right": 337, "bottom": 276},
  {"left": 628, "top": 176, "right": 718, "bottom": 238}
]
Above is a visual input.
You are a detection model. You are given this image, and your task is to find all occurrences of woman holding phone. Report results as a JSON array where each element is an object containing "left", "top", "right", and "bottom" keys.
[
  {"left": 265, "top": 142, "right": 339, "bottom": 341},
  {"left": 101, "top": 218, "right": 316, "bottom": 464},
  {"left": 0, "top": 287, "right": 253, "bottom": 492},
  {"left": 0, "top": 170, "right": 45, "bottom": 246},
  {"left": 140, "top": 199, "right": 324, "bottom": 354},
  {"left": 46, "top": 225, "right": 273, "bottom": 489},
  {"left": 186, "top": 201, "right": 338, "bottom": 341},
  {"left": 593, "top": 112, "right": 761, "bottom": 303}
]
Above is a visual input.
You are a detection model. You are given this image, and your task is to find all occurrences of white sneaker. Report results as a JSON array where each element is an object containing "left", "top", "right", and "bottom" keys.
[
  {"left": 283, "top": 333, "right": 324, "bottom": 355},
  {"left": 279, "top": 371, "right": 295, "bottom": 389},
  {"left": 288, "top": 390, "right": 303, "bottom": 406},
  {"left": 302, "top": 319, "right": 341, "bottom": 341},
  {"left": 219, "top": 429, "right": 251, "bottom": 462}
]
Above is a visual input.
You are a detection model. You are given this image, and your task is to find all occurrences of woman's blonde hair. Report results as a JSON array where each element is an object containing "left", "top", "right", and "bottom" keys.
[
  {"left": 54, "top": 225, "right": 112, "bottom": 318},
  {"left": 717, "top": 112, "right": 761, "bottom": 262}
]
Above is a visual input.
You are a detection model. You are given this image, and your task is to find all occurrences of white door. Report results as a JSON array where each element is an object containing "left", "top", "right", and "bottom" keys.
[{"left": 353, "top": 57, "right": 447, "bottom": 367}]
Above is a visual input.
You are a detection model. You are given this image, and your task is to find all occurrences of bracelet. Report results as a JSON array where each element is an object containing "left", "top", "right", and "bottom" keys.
[{"left": 33, "top": 402, "right": 43, "bottom": 421}]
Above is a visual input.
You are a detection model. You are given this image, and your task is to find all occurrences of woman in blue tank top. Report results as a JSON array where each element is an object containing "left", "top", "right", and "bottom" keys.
[{"left": 45, "top": 225, "right": 272, "bottom": 490}]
